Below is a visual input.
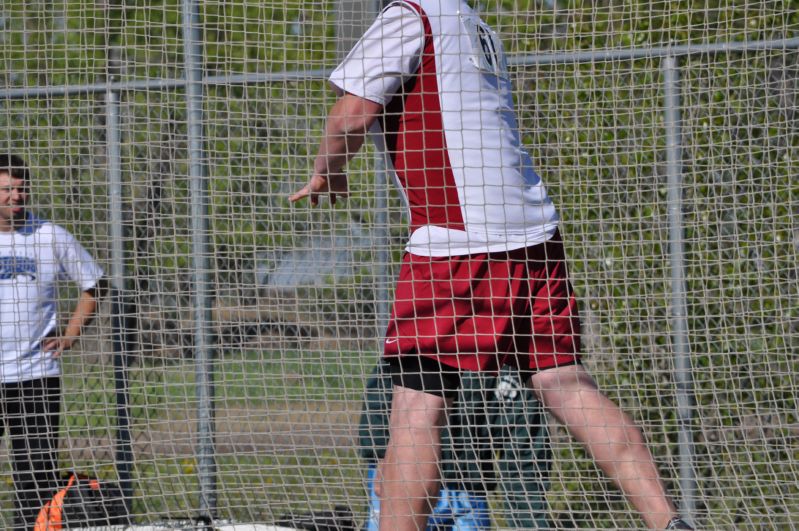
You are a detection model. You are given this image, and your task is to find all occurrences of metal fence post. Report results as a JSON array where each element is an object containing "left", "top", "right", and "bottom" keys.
[
  {"left": 374, "top": 151, "right": 390, "bottom": 334},
  {"left": 181, "top": 0, "right": 216, "bottom": 519},
  {"left": 106, "top": 83, "right": 134, "bottom": 507},
  {"left": 663, "top": 54, "right": 696, "bottom": 524}
]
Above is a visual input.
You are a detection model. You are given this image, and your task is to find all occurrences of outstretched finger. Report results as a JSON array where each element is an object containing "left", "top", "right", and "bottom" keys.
[{"left": 289, "top": 185, "right": 311, "bottom": 204}]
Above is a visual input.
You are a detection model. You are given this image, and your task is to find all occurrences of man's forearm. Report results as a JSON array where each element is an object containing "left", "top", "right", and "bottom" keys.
[
  {"left": 312, "top": 127, "right": 367, "bottom": 178},
  {"left": 290, "top": 93, "right": 383, "bottom": 205},
  {"left": 313, "top": 94, "right": 381, "bottom": 177},
  {"left": 62, "top": 289, "right": 99, "bottom": 341}
]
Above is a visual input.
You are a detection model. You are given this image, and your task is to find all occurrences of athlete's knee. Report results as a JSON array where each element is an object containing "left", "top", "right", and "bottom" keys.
[{"left": 528, "top": 364, "right": 599, "bottom": 400}]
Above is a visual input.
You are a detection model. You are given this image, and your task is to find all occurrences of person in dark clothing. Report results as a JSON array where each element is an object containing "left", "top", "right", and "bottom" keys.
[{"left": 359, "top": 360, "right": 552, "bottom": 530}]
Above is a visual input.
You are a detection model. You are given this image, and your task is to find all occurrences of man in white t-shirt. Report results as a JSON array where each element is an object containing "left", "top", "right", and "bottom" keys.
[
  {"left": 290, "top": 1, "right": 692, "bottom": 529},
  {"left": 0, "top": 155, "right": 104, "bottom": 530}
]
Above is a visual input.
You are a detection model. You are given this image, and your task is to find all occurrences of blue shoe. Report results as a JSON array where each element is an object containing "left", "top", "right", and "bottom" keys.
[{"left": 428, "top": 487, "right": 490, "bottom": 531}]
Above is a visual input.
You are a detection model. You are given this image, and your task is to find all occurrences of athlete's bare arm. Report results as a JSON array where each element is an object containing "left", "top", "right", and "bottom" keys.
[{"left": 290, "top": 92, "right": 383, "bottom": 206}]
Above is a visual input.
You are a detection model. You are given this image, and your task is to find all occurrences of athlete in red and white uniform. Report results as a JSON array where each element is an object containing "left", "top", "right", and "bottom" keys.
[
  {"left": 328, "top": 0, "right": 579, "bottom": 373},
  {"left": 330, "top": 0, "right": 557, "bottom": 257},
  {"left": 290, "top": 1, "right": 691, "bottom": 529}
]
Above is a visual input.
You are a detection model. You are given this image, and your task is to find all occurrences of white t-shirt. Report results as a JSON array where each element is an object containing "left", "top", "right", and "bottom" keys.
[
  {"left": 329, "top": 0, "right": 559, "bottom": 257},
  {"left": 0, "top": 214, "right": 104, "bottom": 383}
]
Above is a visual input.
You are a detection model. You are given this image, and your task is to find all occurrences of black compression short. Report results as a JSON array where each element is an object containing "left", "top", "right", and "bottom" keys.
[{"left": 386, "top": 355, "right": 461, "bottom": 398}]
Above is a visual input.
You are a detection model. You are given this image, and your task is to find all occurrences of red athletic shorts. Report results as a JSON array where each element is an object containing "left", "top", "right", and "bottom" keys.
[{"left": 383, "top": 231, "right": 581, "bottom": 373}]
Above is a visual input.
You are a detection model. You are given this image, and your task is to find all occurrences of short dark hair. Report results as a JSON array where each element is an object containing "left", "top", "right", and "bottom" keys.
[{"left": 0, "top": 155, "right": 31, "bottom": 182}]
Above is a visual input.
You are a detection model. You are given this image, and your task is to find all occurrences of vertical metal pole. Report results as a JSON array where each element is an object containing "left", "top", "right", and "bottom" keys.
[
  {"left": 181, "top": 0, "right": 216, "bottom": 518},
  {"left": 106, "top": 86, "right": 133, "bottom": 506},
  {"left": 663, "top": 54, "right": 696, "bottom": 524},
  {"left": 374, "top": 151, "right": 389, "bottom": 331}
]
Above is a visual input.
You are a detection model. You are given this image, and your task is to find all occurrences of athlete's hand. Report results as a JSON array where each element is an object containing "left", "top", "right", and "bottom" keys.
[
  {"left": 289, "top": 172, "right": 349, "bottom": 206},
  {"left": 42, "top": 336, "right": 75, "bottom": 358}
]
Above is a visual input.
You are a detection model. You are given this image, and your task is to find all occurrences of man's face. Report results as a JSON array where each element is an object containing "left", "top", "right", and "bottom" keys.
[{"left": 0, "top": 171, "right": 29, "bottom": 227}]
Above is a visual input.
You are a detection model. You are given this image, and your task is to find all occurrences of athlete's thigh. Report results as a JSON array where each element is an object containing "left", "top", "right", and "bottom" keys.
[{"left": 389, "top": 384, "right": 448, "bottom": 431}]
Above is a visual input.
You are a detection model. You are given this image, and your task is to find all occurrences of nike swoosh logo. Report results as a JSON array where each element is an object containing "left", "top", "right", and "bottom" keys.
[{"left": 385, "top": 338, "right": 398, "bottom": 344}]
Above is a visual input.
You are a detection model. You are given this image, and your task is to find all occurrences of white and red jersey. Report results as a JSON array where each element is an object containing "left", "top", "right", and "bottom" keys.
[{"left": 329, "top": 0, "right": 558, "bottom": 257}]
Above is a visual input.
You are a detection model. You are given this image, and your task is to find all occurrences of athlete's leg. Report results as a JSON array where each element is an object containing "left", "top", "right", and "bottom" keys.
[
  {"left": 379, "top": 384, "right": 448, "bottom": 531},
  {"left": 528, "top": 364, "right": 681, "bottom": 529},
  {"left": 376, "top": 463, "right": 491, "bottom": 531}
]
